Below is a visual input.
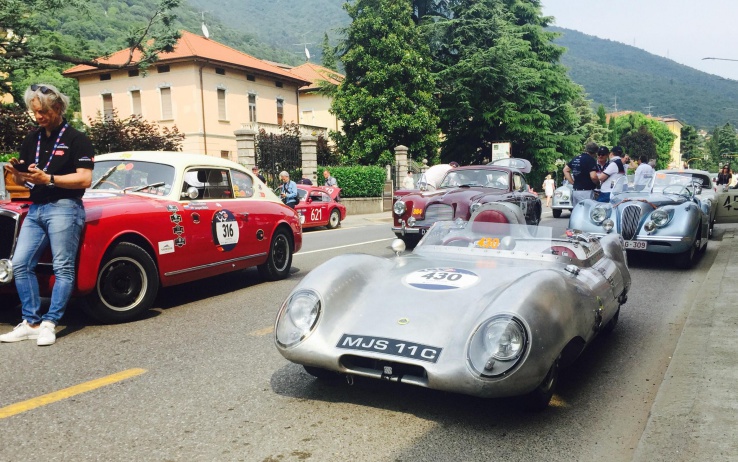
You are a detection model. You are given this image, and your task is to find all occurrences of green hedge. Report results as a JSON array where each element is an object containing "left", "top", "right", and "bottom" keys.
[
  {"left": 0, "top": 153, "right": 19, "bottom": 162},
  {"left": 318, "top": 165, "right": 386, "bottom": 198}
]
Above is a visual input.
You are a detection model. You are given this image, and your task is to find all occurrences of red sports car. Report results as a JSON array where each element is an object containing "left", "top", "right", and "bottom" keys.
[
  {"left": 295, "top": 185, "right": 346, "bottom": 229},
  {"left": 392, "top": 159, "right": 542, "bottom": 247},
  {"left": 0, "top": 152, "right": 302, "bottom": 323}
]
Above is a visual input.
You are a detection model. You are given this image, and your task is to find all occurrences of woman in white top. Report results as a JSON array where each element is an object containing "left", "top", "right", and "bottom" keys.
[{"left": 542, "top": 174, "right": 555, "bottom": 207}]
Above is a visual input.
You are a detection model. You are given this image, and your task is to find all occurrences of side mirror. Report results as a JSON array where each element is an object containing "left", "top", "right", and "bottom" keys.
[{"left": 181, "top": 186, "right": 199, "bottom": 200}]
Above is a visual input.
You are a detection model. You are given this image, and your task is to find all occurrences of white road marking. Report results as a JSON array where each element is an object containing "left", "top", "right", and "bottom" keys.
[{"left": 295, "top": 238, "right": 394, "bottom": 256}]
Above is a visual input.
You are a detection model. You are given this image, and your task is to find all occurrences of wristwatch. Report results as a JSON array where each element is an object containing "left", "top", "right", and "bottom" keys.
[{"left": 48, "top": 174, "right": 55, "bottom": 188}]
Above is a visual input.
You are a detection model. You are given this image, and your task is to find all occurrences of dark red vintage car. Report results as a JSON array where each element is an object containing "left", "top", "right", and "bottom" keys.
[
  {"left": 0, "top": 152, "right": 302, "bottom": 323},
  {"left": 391, "top": 159, "right": 541, "bottom": 246},
  {"left": 295, "top": 185, "right": 347, "bottom": 229}
]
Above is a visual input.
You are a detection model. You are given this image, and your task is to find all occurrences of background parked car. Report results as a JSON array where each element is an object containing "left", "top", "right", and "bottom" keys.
[{"left": 295, "top": 185, "right": 346, "bottom": 229}]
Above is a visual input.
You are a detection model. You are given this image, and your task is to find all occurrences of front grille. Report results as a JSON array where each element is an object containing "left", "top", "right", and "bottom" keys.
[
  {"left": 424, "top": 204, "right": 454, "bottom": 222},
  {"left": 341, "top": 355, "right": 428, "bottom": 382},
  {"left": 620, "top": 204, "right": 643, "bottom": 240},
  {"left": 0, "top": 212, "right": 20, "bottom": 260}
]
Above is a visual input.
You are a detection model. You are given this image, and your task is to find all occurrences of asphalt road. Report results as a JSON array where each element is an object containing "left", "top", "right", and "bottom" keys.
[{"left": 0, "top": 211, "right": 722, "bottom": 462}]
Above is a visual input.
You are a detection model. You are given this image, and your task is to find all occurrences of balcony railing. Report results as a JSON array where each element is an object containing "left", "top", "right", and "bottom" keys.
[{"left": 240, "top": 122, "right": 328, "bottom": 138}]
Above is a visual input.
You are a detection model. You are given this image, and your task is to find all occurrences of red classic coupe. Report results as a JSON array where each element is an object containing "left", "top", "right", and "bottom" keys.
[
  {"left": 0, "top": 152, "right": 302, "bottom": 323},
  {"left": 295, "top": 185, "right": 346, "bottom": 229},
  {"left": 392, "top": 159, "right": 542, "bottom": 247}
]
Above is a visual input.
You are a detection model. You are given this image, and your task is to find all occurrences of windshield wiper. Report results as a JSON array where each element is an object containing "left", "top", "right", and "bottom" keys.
[
  {"left": 90, "top": 166, "right": 117, "bottom": 189},
  {"left": 124, "top": 182, "right": 165, "bottom": 193}
]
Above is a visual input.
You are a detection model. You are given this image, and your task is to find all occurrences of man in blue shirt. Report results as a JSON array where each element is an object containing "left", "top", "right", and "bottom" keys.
[
  {"left": 278, "top": 171, "right": 298, "bottom": 208},
  {"left": 563, "top": 142, "right": 600, "bottom": 207}
]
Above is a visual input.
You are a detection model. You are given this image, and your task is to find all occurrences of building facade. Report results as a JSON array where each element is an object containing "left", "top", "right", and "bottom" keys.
[{"left": 63, "top": 31, "right": 311, "bottom": 160}]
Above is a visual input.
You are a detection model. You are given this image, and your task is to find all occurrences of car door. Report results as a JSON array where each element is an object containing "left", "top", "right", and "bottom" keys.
[
  {"left": 714, "top": 186, "right": 738, "bottom": 223},
  {"left": 511, "top": 172, "right": 530, "bottom": 218},
  {"left": 176, "top": 167, "right": 258, "bottom": 278}
]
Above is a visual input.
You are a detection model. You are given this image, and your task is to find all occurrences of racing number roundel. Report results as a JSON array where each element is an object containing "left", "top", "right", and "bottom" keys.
[
  {"left": 404, "top": 268, "right": 479, "bottom": 291},
  {"left": 212, "top": 209, "right": 239, "bottom": 251}
]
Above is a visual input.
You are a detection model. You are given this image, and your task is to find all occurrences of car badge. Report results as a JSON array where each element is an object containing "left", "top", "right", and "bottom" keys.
[{"left": 398, "top": 317, "right": 409, "bottom": 325}]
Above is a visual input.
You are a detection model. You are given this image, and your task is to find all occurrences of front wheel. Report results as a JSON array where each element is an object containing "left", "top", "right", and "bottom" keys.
[
  {"left": 327, "top": 209, "right": 341, "bottom": 229},
  {"left": 552, "top": 208, "right": 562, "bottom": 219},
  {"left": 84, "top": 242, "right": 159, "bottom": 323},
  {"left": 674, "top": 227, "right": 700, "bottom": 269},
  {"left": 258, "top": 228, "right": 293, "bottom": 281},
  {"left": 523, "top": 356, "right": 560, "bottom": 411}
]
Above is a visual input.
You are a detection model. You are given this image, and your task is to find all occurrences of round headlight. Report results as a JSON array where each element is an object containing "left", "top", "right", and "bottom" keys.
[
  {"left": 468, "top": 316, "right": 527, "bottom": 377},
  {"left": 407, "top": 216, "right": 416, "bottom": 227},
  {"left": 554, "top": 191, "right": 562, "bottom": 198},
  {"left": 561, "top": 193, "right": 570, "bottom": 200},
  {"left": 644, "top": 221, "right": 656, "bottom": 232},
  {"left": 590, "top": 206, "right": 608, "bottom": 224},
  {"left": 651, "top": 209, "right": 669, "bottom": 227},
  {"left": 276, "top": 290, "right": 321, "bottom": 348},
  {"left": 393, "top": 201, "right": 407, "bottom": 216},
  {"left": 603, "top": 219, "right": 614, "bottom": 232}
]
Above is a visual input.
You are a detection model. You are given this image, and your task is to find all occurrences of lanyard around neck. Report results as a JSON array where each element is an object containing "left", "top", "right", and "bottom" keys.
[{"left": 35, "top": 123, "right": 69, "bottom": 172}]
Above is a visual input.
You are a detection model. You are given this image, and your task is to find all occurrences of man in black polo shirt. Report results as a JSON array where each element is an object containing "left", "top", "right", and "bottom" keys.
[
  {"left": 563, "top": 142, "right": 600, "bottom": 207},
  {"left": 0, "top": 84, "right": 94, "bottom": 346}
]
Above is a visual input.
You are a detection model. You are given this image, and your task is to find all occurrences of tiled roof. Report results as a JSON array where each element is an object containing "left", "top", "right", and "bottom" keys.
[
  {"left": 63, "top": 30, "right": 309, "bottom": 84},
  {"left": 289, "top": 62, "right": 344, "bottom": 91}
]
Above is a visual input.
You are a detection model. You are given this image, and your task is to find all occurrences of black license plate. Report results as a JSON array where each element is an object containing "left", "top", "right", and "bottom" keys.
[{"left": 336, "top": 334, "right": 442, "bottom": 363}]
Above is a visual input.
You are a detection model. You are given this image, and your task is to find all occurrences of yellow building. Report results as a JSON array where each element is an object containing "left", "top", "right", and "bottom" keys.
[
  {"left": 288, "top": 62, "right": 344, "bottom": 137},
  {"left": 63, "top": 31, "right": 310, "bottom": 159}
]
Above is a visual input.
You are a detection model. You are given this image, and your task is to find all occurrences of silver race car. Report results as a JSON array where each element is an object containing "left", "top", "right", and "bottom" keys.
[
  {"left": 569, "top": 171, "right": 712, "bottom": 268},
  {"left": 275, "top": 202, "right": 630, "bottom": 410},
  {"left": 551, "top": 180, "right": 573, "bottom": 218}
]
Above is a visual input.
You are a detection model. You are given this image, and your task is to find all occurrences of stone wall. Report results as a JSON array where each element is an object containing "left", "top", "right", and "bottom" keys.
[{"left": 341, "top": 197, "right": 384, "bottom": 215}]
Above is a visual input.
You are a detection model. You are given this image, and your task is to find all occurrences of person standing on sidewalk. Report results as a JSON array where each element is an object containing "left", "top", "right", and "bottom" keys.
[
  {"left": 0, "top": 83, "right": 94, "bottom": 346},
  {"left": 542, "top": 174, "right": 555, "bottom": 207},
  {"left": 563, "top": 142, "right": 600, "bottom": 206}
]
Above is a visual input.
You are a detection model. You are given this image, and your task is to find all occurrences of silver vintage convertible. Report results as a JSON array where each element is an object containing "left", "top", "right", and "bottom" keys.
[
  {"left": 275, "top": 202, "right": 630, "bottom": 410},
  {"left": 568, "top": 171, "right": 713, "bottom": 268}
]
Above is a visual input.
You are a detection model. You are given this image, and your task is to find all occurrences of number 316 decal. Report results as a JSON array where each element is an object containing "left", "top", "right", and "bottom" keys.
[{"left": 211, "top": 209, "right": 240, "bottom": 251}]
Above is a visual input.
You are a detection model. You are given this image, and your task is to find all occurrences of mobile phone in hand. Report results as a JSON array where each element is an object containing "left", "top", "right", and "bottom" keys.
[{"left": 12, "top": 162, "right": 30, "bottom": 173}]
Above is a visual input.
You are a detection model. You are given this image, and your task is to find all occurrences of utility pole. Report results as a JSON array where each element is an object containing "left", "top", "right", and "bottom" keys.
[{"left": 643, "top": 104, "right": 656, "bottom": 116}]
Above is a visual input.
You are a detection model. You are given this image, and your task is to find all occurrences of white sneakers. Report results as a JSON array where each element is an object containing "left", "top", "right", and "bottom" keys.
[
  {"left": 37, "top": 321, "right": 56, "bottom": 346},
  {"left": 0, "top": 320, "right": 56, "bottom": 346}
]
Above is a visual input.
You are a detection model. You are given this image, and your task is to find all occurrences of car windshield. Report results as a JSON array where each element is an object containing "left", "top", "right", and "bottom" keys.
[
  {"left": 649, "top": 172, "right": 703, "bottom": 197},
  {"left": 91, "top": 160, "right": 175, "bottom": 196},
  {"left": 413, "top": 221, "right": 601, "bottom": 262},
  {"left": 438, "top": 169, "right": 509, "bottom": 190}
]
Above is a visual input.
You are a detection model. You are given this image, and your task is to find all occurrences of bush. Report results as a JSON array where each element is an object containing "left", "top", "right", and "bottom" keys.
[
  {"left": 318, "top": 165, "right": 386, "bottom": 198},
  {"left": 0, "top": 104, "right": 35, "bottom": 154},
  {"left": 86, "top": 110, "right": 184, "bottom": 153}
]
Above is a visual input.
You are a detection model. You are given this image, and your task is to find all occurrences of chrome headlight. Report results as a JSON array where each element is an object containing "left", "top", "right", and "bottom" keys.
[
  {"left": 407, "top": 216, "right": 416, "bottom": 226},
  {"left": 0, "top": 259, "right": 13, "bottom": 284},
  {"left": 603, "top": 219, "right": 614, "bottom": 232},
  {"left": 554, "top": 191, "right": 562, "bottom": 198},
  {"left": 651, "top": 209, "right": 670, "bottom": 227},
  {"left": 468, "top": 316, "right": 527, "bottom": 378},
  {"left": 393, "top": 200, "right": 407, "bottom": 216},
  {"left": 590, "top": 206, "right": 608, "bottom": 224},
  {"left": 561, "top": 192, "right": 570, "bottom": 200},
  {"left": 275, "top": 290, "right": 321, "bottom": 348}
]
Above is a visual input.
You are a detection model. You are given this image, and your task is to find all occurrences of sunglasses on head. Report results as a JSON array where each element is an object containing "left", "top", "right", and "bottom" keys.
[{"left": 31, "top": 84, "right": 54, "bottom": 95}]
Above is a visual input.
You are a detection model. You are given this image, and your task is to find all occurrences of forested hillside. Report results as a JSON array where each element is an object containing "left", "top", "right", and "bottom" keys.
[
  {"left": 183, "top": 0, "right": 737, "bottom": 129},
  {"left": 551, "top": 27, "right": 738, "bottom": 129}
]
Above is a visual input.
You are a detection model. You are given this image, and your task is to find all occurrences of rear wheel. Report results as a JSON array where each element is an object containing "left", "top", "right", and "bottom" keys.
[
  {"left": 258, "top": 228, "right": 293, "bottom": 281},
  {"left": 552, "top": 208, "right": 562, "bottom": 218},
  {"left": 84, "top": 242, "right": 159, "bottom": 323},
  {"left": 601, "top": 307, "right": 620, "bottom": 334},
  {"left": 327, "top": 209, "right": 341, "bottom": 229},
  {"left": 523, "top": 356, "right": 560, "bottom": 411}
]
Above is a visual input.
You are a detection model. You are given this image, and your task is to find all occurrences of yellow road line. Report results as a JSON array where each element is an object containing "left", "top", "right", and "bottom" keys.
[
  {"left": 249, "top": 326, "right": 274, "bottom": 336},
  {"left": 0, "top": 368, "right": 147, "bottom": 419}
]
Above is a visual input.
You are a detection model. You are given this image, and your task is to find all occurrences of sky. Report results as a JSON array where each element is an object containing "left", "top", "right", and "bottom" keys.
[{"left": 541, "top": 0, "right": 738, "bottom": 82}]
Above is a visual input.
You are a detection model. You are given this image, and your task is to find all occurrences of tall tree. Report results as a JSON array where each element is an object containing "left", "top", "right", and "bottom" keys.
[
  {"left": 1, "top": 0, "right": 181, "bottom": 102},
  {"left": 425, "top": 0, "right": 581, "bottom": 181},
  {"left": 596, "top": 104, "right": 607, "bottom": 127},
  {"left": 680, "top": 124, "right": 707, "bottom": 169},
  {"left": 330, "top": 0, "right": 440, "bottom": 166},
  {"left": 321, "top": 33, "right": 338, "bottom": 71}
]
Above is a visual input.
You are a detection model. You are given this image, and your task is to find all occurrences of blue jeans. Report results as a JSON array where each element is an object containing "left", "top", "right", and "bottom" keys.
[
  {"left": 597, "top": 192, "right": 611, "bottom": 203},
  {"left": 12, "top": 199, "right": 85, "bottom": 325}
]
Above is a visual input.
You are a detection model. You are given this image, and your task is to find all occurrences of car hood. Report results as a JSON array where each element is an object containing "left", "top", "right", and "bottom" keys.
[
  {"left": 403, "top": 187, "right": 506, "bottom": 205},
  {"left": 611, "top": 193, "right": 689, "bottom": 208},
  {"left": 302, "top": 253, "right": 568, "bottom": 348}
]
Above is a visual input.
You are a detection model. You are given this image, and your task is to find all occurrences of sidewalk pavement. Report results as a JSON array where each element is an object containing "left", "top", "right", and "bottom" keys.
[
  {"left": 634, "top": 225, "right": 738, "bottom": 461},
  {"left": 344, "top": 208, "right": 738, "bottom": 460}
]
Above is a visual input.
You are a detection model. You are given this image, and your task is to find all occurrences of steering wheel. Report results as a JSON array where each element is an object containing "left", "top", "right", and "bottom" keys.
[
  {"left": 97, "top": 180, "right": 120, "bottom": 189},
  {"left": 442, "top": 236, "right": 475, "bottom": 247},
  {"left": 662, "top": 185, "right": 690, "bottom": 198}
]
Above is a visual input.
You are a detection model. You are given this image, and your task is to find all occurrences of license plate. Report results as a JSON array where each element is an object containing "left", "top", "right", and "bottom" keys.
[
  {"left": 336, "top": 334, "right": 442, "bottom": 363},
  {"left": 624, "top": 240, "right": 647, "bottom": 250}
]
